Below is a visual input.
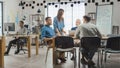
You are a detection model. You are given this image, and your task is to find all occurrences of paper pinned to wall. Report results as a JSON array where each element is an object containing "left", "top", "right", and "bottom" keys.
[{"left": 96, "top": 5, "right": 113, "bottom": 35}]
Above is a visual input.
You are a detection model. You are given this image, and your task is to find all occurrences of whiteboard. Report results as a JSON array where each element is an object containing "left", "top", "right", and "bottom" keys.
[{"left": 96, "top": 5, "right": 113, "bottom": 35}]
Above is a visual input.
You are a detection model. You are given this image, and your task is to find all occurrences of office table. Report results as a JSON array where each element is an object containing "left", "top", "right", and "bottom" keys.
[
  {"left": 0, "top": 36, "right": 5, "bottom": 68},
  {"left": 5, "top": 34, "right": 39, "bottom": 58}
]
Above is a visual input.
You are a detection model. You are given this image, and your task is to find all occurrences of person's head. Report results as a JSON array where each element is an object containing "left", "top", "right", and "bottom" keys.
[
  {"left": 45, "top": 17, "right": 52, "bottom": 25},
  {"left": 75, "top": 19, "right": 81, "bottom": 27},
  {"left": 83, "top": 15, "right": 91, "bottom": 23},
  {"left": 57, "top": 9, "right": 64, "bottom": 21},
  {"left": 19, "top": 21, "right": 24, "bottom": 28}
]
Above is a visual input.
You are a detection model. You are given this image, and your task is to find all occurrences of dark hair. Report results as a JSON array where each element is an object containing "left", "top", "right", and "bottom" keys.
[
  {"left": 45, "top": 17, "right": 51, "bottom": 21},
  {"left": 57, "top": 9, "right": 64, "bottom": 21},
  {"left": 58, "top": 9, "right": 64, "bottom": 12},
  {"left": 83, "top": 15, "right": 91, "bottom": 22},
  {"left": 19, "top": 21, "right": 24, "bottom": 24}
]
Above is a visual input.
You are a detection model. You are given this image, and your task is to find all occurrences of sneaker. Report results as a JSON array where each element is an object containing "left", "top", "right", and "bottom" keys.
[
  {"left": 71, "top": 56, "right": 75, "bottom": 60},
  {"left": 58, "top": 58, "right": 66, "bottom": 63},
  {"left": 88, "top": 65, "right": 96, "bottom": 68},
  {"left": 14, "top": 50, "right": 19, "bottom": 54},
  {"left": 4, "top": 52, "right": 9, "bottom": 56},
  {"left": 81, "top": 58, "right": 88, "bottom": 65},
  {"left": 88, "top": 60, "right": 95, "bottom": 66},
  {"left": 62, "top": 58, "right": 67, "bottom": 63}
]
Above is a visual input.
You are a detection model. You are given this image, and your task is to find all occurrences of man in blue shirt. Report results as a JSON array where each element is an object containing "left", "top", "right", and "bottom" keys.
[
  {"left": 41, "top": 17, "right": 55, "bottom": 42},
  {"left": 41, "top": 17, "right": 67, "bottom": 63}
]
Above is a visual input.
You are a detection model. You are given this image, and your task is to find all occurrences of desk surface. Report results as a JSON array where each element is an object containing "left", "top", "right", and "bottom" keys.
[
  {"left": 102, "top": 37, "right": 108, "bottom": 40},
  {"left": 5, "top": 34, "right": 39, "bottom": 37}
]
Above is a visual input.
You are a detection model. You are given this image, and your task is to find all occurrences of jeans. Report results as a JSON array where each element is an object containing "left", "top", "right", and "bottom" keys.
[
  {"left": 81, "top": 48, "right": 97, "bottom": 60},
  {"left": 5, "top": 37, "right": 26, "bottom": 54}
]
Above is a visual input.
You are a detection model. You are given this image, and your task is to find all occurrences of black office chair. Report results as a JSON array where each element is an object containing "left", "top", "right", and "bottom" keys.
[
  {"left": 78, "top": 37, "right": 101, "bottom": 68},
  {"left": 45, "top": 36, "right": 77, "bottom": 68},
  {"left": 102, "top": 37, "right": 120, "bottom": 68},
  {"left": 19, "top": 38, "right": 28, "bottom": 54}
]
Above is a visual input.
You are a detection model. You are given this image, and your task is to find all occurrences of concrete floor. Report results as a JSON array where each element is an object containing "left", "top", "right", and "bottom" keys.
[{"left": 4, "top": 46, "right": 120, "bottom": 68}]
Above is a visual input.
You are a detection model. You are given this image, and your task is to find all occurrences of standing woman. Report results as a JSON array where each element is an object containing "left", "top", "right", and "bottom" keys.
[
  {"left": 53, "top": 9, "right": 66, "bottom": 63},
  {"left": 53, "top": 9, "right": 66, "bottom": 36}
]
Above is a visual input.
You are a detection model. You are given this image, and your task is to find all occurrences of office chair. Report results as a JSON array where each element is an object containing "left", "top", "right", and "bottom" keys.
[
  {"left": 45, "top": 36, "right": 77, "bottom": 68},
  {"left": 19, "top": 38, "right": 28, "bottom": 54},
  {"left": 101, "top": 37, "right": 120, "bottom": 68},
  {"left": 78, "top": 37, "right": 101, "bottom": 68}
]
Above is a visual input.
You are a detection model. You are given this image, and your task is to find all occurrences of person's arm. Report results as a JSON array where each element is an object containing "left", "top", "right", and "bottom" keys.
[
  {"left": 41, "top": 27, "right": 54, "bottom": 41},
  {"left": 16, "top": 27, "right": 20, "bottom": 35},
  {"left": 23, "top": 27, "right": 27, "bottom": 34},
  {"left": 95, "top": 28, "right": 102, "bottom": 38},
  {"left": 74, "top": 26, "right": 80, "bottom": 39},
  {"left": 62, "top": 29, "right": 66, "bottom": 34},
  {"left": 43, "top": 38, "right": 53, "bottom": 41},
  {"left": 53, "top": 17, "right": 61, "bottom": 36},
  {"left": 41, "top": 27, "right": 47, "bottom": 40},
  {"left": 62, "top": 21, "right": 66, "bottom": 34}
]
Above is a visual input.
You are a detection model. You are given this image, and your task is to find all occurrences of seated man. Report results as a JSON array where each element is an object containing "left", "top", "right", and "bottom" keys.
[
  {"left": 41, "top": 17, "right": 66, "bottom": 63},
  {"left": 69, "top": 19, "right": 81, "bottom": 37},
  {"left": 71, "top": 19, "right": 81, "bottom": 30},
  {"left": 41, "top": 17, "right": 55, "bottom": 46},
  {"left": 4, "top": 21, "right": 27, "bottom": 55},
  {"left": 74, "top": 16, "right": 102, "bottom": 68}
]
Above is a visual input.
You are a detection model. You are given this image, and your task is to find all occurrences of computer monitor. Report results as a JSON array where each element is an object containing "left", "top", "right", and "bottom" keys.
[{"left": 4, "top": 23, "right": 15, "bottom": 31}]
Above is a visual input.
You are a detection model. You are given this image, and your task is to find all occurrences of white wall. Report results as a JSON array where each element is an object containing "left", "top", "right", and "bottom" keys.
[
  {"left": 19, "top": 0, "right": 84, "bottom": 21},
  {"left": 85, "top": 0, "right": 120, "bottom": 27},
  {"left": 2, "top": 0, "right": 120, "bottom": 32},
  {"left": 18, "top": 0, "right": 84, "bottom": 28},
  {"left": 0, "top": 0, "right": 20, "bottom": 35},
  {"left": 3, "top": 0, "right": 19, "bottom": 23},
  {"left": 0, "top": 0, "right": 20, "bottom": 45}
]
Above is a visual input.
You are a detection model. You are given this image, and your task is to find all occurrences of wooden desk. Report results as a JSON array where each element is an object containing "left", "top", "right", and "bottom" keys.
[
  {"left": 30, "top": 34, "right": 39, "bottom": 55},
  {"left": 49, "top": 38, "right": 56, "bottom": 67},
  {"left": 5, "top": 34, "right": 39, "bottom": 58},
  {"left": 0, "top": 36, "right": 5, "bottom": 68}
]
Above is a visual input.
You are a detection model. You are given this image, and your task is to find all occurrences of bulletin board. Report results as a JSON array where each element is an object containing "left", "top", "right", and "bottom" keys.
[{"left": 96, "top": 5, "right": 113, "bottom": 35}]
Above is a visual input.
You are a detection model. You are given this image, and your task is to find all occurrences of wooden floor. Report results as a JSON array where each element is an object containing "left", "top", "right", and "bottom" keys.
[{"left": 4, "top": 46, "right": 120, "bottom": 68}]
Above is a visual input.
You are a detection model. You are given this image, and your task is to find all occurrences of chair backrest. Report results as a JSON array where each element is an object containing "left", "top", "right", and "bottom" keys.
[
  {"left": 106, "top": 37, "right": 120, "bottom": 50},
  {"left": 81, "top": 37, "right": 101, "bottom": 50},
  {"left": 55, "top": 36, "right": 74, "bottom": 49},
  {"left": 19, "top": 38, "right": 27, "bottom": 45},
  {"left": 107, "top": 34, "right": 120, "bottom": 37}
]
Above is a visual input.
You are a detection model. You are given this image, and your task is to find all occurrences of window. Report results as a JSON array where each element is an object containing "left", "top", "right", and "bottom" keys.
[
  {"left": 0, "top": 2, "right": 3, "bottom": 36},
  {"left": 45, "top": 2, "right": 85, "bottom": 34}
]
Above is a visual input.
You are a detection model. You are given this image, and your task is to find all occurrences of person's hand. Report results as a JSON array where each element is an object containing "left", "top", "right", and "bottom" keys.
[
  {"left": 74, "top": 39, "right": 80, "bottom": 44},
  {"left": 15, "top": 36, "right": 19, "bottom": 39},
  {"left": 44, "top": 38, "right": 53, "bottom": 41},
  {"left": 56, "top": 33, "right": 61, "bottom": 36},
  {"left": 63, "top": 31, "right": 66, "bottom": 34}
]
